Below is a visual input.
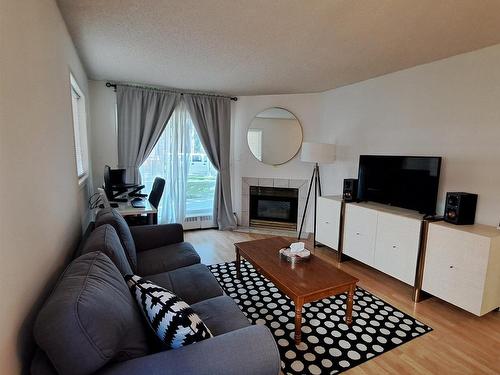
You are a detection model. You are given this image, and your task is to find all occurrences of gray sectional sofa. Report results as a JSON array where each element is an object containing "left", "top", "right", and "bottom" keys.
[{"left": 31, "top": 208, "right": 280, "bottom": 375}]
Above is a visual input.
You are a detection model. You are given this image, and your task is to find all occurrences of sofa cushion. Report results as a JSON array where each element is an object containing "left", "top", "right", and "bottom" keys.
[
  {"left": 146, "top": 264, "right": 223, "bottom": 304},
  {"left": 191, "top": 295, "right": 251, "bottom": 336},
  {"left": 95, "top": 208, "right": 138, "bottom": 271},
  {"left": 34, "top": 252, "right": 149, "bottom": 375},
  {"left": 79, "top": 224, "right": 133, "bottom": 275},
  {"left": 126, "top": 275, "right": 213, "bottom": 349},
  {"left": 136, "top": 242, "right": 200, "bottom": 275}
]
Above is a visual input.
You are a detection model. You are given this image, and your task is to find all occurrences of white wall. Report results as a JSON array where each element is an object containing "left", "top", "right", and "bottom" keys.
[
  {"left": 0, "top": 0, "right": 91, "bottom": 373},
  {"left": 87, "top": 88, "right": 323, "bottom": 230},
  {"left": 318, "top": 43, "right": 500, "bottom": 225},
  {"left": 231, "top": 94, "right": 323, "bottom": 231},
  {"left": 88, "top": 45, "right": 500, "bottom": 227},
  {"left": 232, "top": 44, "right": 500, "bottom": 227},
  {"left": 89, "top": 80, "right": 118, "bottom": 188}
]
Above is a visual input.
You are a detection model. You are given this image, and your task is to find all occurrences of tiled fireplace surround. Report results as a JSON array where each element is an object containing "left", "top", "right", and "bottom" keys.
[{"left": 240, "top": 177, "right": 309, "bottom": 232}]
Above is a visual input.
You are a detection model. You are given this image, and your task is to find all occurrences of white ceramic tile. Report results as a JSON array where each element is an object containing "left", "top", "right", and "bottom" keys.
[
  {"left": 244, "top": 177, "right": 258, "bottom": 187},
  {"left": 289, "top": 179, "right": 307, "bottom": 189},
  {"left": 241, "top": 182, "right": 249, "bottom": 196},
  {"left": 273, "top": 179, "right": 289, "bottom": 188},
  {"left": 240, "top": 211, "right": 249, "bottom": 227},
  {"left": 241, "top": 195, "right": 248, "bottom": 214},
  {"left": 241, "top": 195, "right": 249, "bottom": 211},
  {"left": 258, "top": 178, "right": 274, "bottom": 187},
  {"left": 239, "top": 177, "right": 311, "bottom": 231},
  {"left": 298, "top": 184, "right": 310, "bottom": 198},
  {"left": 297, "top": 202, "right": 306, "bottom": 219}
]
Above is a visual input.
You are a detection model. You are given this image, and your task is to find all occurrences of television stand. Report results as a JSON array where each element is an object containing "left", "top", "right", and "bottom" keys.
[{"left": 317, "top": 198, "right": 424, "bottom": 288}]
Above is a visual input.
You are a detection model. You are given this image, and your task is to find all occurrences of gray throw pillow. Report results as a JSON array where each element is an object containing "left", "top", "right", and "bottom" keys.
[
  {"left": 79, "top": 224, "right": 133, "bottom": 275},
  {"left": 95, "top": 208, "right": 138, "bottom": 271}
]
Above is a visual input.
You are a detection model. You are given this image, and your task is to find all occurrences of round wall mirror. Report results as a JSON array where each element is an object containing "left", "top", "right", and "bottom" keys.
[{"left": 247, "top": 107, "right": 303, "bottom": 165}]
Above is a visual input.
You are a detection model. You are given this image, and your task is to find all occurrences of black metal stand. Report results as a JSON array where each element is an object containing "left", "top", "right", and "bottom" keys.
[{"left": 297, "top": 163, "right": 321, "bottom": 245}]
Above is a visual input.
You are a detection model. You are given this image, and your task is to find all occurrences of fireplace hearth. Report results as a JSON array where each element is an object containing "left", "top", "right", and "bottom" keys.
[{"left": 249, "top": 186, "right": 298, "bottom": 230}]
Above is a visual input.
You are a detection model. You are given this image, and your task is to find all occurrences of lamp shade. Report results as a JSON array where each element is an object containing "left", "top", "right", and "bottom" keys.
[{"left": 300, "top": 142, "right": 336, "bottom": 164}]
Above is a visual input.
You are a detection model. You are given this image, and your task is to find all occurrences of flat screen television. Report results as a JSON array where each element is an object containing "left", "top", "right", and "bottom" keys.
[{"left": 357, "top": 155, "right": 442, "bottom": 214}]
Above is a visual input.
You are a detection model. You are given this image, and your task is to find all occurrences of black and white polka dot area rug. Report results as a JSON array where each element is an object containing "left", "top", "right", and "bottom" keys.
[{"left": 208, "top": 260, "right": 432, "bottom": 374}]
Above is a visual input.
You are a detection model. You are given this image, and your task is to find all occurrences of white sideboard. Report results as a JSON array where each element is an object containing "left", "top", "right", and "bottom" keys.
[
  {"left": 422, "top": 222, "right": 500, "bottom": 316},
  {"left": 342, "top": 202, "right": 423, "bottom": 286},
  {"left": 316, "top": 196, "right": 342, "bottom": 250},
  {"left": 342, "top": 203, "right": 378, "bottom": 265},
  {"left": 316, "top": 197, "right": 500, "bottom": 315}
]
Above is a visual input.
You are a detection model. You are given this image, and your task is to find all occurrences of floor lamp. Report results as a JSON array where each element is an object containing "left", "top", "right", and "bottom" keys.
[{"left": 297, "top": 142, "right": 336, "bottom": 245}]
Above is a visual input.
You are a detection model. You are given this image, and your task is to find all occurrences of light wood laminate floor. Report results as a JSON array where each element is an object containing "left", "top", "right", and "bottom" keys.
[{"left": 185, "top": 229, "right": 500, "bottom": 374}]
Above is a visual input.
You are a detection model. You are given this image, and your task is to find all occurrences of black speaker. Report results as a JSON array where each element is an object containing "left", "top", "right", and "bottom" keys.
[
  {"left": 444, "top": 192, "right": 478, "bottom": 225},
  {"left": 343, "top": 179, "right": 358, "bottom": 202}
]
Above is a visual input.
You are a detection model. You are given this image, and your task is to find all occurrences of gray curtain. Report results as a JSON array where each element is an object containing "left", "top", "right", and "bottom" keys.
[
  {"left": 184, "top": 94, "right": 236, "bottom": 230},
  {"left": 117, "top": 86, "right": 180, "bottom": 183}
]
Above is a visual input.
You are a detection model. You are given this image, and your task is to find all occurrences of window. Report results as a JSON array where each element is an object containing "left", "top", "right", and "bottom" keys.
[
  {"left": 247, "top": 129, "right": 263, "bottom": 161},
  {"left": 140, "top": 103, "right": 217, "bottom": 223},
  {"left": 187, "top": 129, "right": 217, "bottom": 217},
  {"left": 70, "top": 74, "right": 89, "bottom": 183}
]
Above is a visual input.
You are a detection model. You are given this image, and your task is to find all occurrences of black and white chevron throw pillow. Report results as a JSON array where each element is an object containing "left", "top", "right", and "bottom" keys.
[{"left": 126, "top": 275, "right": 213, "bottom": 349}]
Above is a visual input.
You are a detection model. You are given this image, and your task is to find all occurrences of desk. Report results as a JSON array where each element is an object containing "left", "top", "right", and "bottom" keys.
[{"left": 115, "top": 200, "right": 158, "bottom": 224}]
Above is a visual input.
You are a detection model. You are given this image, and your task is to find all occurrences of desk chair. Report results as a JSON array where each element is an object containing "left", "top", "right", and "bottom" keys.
[
  {"left": 148, "top": 177, "right": 165, "bottom": 212},
  {"left": 127, "top": 177, "right": 165, "bottom": 226}
]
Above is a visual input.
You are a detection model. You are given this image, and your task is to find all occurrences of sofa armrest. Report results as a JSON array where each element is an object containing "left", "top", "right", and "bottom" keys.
[
  {"left": 97, "top": 325, "right": 280, "bottom": 375},
  {"left": 130, "top": 224, "right": 184, "bottom": 252}
]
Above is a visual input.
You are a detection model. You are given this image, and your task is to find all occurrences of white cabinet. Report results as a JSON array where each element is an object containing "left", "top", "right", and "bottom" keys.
[
  {"left": 374, "top": 213, "right": 421, "bottom": 285},
  {"left": 423, "top": 222, "right": 500, "bottom": 316},
  {"left": 342, "top": 202, "right": 423, "bottom": 286},
  {"left": 343, "top": 204, "right": 378, "bottom": 265},
  {"left": 316, "top": 196, "right": 342, "bottom": 250}
]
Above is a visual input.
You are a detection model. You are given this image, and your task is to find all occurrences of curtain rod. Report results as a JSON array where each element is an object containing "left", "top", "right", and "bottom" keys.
[{"left": 105, "top": 82, "right": 238, "bottom": 101}]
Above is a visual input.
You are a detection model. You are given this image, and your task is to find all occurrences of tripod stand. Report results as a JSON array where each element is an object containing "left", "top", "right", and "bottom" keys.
[{"left": 297, "top": 162, "right": 322, "bottom": 245}]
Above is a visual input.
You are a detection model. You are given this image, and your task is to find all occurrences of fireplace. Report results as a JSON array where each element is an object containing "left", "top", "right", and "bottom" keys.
[{"left": 249, "top": 186, "right": 299, "bottom": 230}]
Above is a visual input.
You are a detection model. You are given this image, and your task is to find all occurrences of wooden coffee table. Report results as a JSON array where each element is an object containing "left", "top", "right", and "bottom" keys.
[{"left": 234, "top": 237, "right": 359, "bottom": 344}]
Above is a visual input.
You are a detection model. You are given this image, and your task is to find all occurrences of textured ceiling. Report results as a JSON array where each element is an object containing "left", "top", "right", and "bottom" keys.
[{"left": 57, "top": 0, "right": 500, "bottom": 96}]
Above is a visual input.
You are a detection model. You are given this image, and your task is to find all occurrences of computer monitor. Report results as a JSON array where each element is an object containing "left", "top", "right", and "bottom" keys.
[
  {"left": 103, "top": 165, "right": 128, "bottom": 200},
  {"left": 103, "top": 165, "right": 140, "bottom": 201},
  {"left": 109, "top": 168, "right": 126, "bottom": 185},
  {"left": 103, "top": 165, "right": 114, "bottom": 200}
]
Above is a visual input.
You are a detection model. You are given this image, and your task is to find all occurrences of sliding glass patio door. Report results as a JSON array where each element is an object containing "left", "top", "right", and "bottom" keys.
[{"left": 139, "top": 101, "right": 216, "bottom": 224}]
